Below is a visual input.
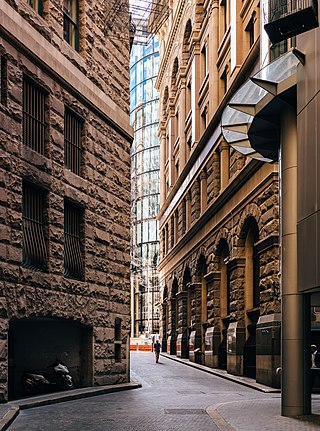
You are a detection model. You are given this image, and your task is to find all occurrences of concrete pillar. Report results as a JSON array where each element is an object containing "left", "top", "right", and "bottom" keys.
[{"left": 281, "top": 107, "right": 310, "bottom": 415}]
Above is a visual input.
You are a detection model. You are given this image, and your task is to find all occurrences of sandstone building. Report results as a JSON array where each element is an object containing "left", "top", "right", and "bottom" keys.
[
  {"left": 155, "top": 0, "right": 320, "bottom": 417},
  {"left": 0, "top": 0, "right": 132, "bottom": 400},
  {"left": 156, "top": 0, "right": 281, "bottom": 388}
]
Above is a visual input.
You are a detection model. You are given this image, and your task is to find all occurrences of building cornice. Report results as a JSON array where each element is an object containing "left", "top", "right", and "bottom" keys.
[{"left": 0, "top": 0, "right": 133, "bottom": 142}]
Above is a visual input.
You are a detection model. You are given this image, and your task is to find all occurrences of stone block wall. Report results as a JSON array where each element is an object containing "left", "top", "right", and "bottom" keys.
[
  {"left": 3, "top": 0, "right": 130, "bottom": 114},
  {"left": 0, "top": 0, "right": 132, "bottom": 400}
]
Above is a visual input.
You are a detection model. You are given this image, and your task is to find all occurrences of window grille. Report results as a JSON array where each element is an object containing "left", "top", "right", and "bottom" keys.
[
  {"left": 22, "top": 183, "right": 48, "bottom": 270},
  {"left": 23, "top": 78, "right": 47, "bottom": 155},
  {"left": 63, "top": 0, "right": 79, "bottom": 51},
  {"left": 64, "top": 109, "right": 83, "bottom": 175},
  {"left": 0, "top": 56, "right": 7, "bottom": 106},
  {"left": 64, "top": 201, "right": 84, "bottom": 279}
]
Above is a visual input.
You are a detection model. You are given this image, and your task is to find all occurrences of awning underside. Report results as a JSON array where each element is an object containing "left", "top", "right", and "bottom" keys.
[{"left": 221, "top": 49, "right": 303, "bottom": 163}]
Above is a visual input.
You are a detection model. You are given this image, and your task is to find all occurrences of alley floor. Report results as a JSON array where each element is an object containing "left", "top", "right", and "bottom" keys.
[{"left": 5, "top": 351, "right": 320, "bottom": 430}]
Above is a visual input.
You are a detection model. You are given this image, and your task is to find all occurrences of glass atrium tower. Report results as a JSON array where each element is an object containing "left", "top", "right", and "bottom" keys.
[{"left": 130, "top": 36, "right": 160, "bottom": 337}]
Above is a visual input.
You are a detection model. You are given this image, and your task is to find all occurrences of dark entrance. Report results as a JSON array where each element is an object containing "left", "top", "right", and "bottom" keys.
[
  {"left": 243, "top": 324, "right": 256, "bottom": 378},
  {"left": 8, "top": 317, "right": 93, "bottom": 399},
  {"left": 218, "top": 328, "right": 227, "bottom": 370}
]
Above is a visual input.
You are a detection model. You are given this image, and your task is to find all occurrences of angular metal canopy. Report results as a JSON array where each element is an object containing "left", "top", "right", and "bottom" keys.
[{"left": 221, "top": 49, "right": 303, "bottom": 162}]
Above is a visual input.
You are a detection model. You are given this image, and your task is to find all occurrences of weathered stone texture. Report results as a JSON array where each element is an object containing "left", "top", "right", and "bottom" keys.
[
  {"left": 0, "top": 0, "right": 132, "bottom": 400},
  {"left": 163, "top": 176, "right": 280, "bottom": 335},
  {"left": 4, "top": 0, "right": 130, "bottom": 114}
]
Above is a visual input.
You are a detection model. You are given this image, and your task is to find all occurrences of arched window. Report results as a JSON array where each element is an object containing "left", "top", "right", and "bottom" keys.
[
  {"left": 245, "top": 220, "right": 260, "bottom": 309},
  {"left": 171, "top": 279, "right": 178, "bottom": 337},
  {"left": 182, "top": 19, "right": 192, "bottom": 65},
  {"left": 217, "top": 239, "right": 230, "bottom": 317},
  {"left": 171, "top": 57, "right": 179, "bottom": 88},
  {"left": 163, "top": 86, "right": 169, "bottom": 118},
  {"left": 183, "top": 267, "right": 191, "bottom": 329}
]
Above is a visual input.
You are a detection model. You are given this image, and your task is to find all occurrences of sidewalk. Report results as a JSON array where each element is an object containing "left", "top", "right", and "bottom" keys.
[
  {"left": 162, "top": 352, "right": 320, "bottom": 431},
  {"left": 0, "top": 382, "right": 141, "bottom": 431}
]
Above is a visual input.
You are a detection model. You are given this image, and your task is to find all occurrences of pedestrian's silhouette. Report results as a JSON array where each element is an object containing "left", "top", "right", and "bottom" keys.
[{"left": 154, "top": 340, "right": 161, "bottom": 363}]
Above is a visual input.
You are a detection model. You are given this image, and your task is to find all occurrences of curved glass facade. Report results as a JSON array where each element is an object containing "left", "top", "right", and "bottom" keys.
[{"left": 130, "top": 36, "right": 160, "bottom": 337}]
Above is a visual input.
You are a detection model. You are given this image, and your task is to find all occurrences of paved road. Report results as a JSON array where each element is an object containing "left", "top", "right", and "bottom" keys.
[
  {"left": 9, "top": 352, "right": 320, "bottom": 431},
  {"left": 7, "top": 351, "right": 279, "bottom": 431}
]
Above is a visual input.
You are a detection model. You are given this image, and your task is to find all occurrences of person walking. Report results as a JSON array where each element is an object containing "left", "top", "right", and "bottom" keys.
[
  {"left": 311, "top": 344, "right": 320, "bottom": 391},
  {"left": 154, "top": 340, "right": 161, "bottom": 363}
]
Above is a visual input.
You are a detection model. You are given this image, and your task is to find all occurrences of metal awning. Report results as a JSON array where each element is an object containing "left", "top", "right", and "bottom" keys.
[{"left": 221, "top": 49, "right": 304, "bottom": 162}]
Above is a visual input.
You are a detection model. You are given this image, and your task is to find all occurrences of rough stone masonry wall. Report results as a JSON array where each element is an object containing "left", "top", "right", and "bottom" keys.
[
  {"left": 4, "top": 0, "right": 130, "bottom": 114},
  {"left": 0, "top": 0, "right": 131, "bottom": 399},
  {"left": 163, "top": 178, "right": 280, "bottom": 330}
]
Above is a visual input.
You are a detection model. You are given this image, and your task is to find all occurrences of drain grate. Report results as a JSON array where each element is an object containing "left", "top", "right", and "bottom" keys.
[{"left": 165, "top": 409, "right": 206, "bottom": 415}]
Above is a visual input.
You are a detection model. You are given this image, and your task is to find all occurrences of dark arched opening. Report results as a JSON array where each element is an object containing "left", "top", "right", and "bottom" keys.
[{"left": 8, "top": 317, "right": 93, "bottom": 399}]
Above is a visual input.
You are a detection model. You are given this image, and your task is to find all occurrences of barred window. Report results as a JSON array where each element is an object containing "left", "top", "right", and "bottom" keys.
[
  {"left": 22, "top": 183, "right": 48, "bottom": 271},
  {"left": 64, "top": 201, "right": 84, "bottom": 280},
  {"left": 64, "top": 109, "right": 83, "bottom": 175},
  {"left": 23, "top": 78, "right": 47, "bottom": 155},
  {"left": 0, "top": 56, "right": 7, "bottom": 106},
  {"left": 63, "top": 0, "right": 79, "bottom": 51},
  {"left": 27, "top": 0, "right": 43, "bottom": 15}
]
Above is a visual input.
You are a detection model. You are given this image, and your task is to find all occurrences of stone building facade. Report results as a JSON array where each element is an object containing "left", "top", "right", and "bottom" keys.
[
  {"left": 155, "top": 0, "right": 282, "bottom": 387},
  {"left": 0, "top": 0, "right": 132, "bottom": 400}
]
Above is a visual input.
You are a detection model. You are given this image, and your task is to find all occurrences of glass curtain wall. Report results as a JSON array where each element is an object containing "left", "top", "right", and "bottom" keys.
[{"left": 130, "top": 36, "right": 160, "bottom": 337}]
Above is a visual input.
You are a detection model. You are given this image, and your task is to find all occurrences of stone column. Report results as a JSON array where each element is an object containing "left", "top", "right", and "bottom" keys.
[
  {"left": 159, "top": 128, "right": 166, "bottom": 207},
  {"left": 168, "top": 106, "right": 175, "bottom": 188},
  {"left": 179, "top": 78, "right": 187, "bottom": 168},
  {"left": 200, "top": 170, "right": 208, "bottom": 213},
  {"left": 208, "top": 1, "right": 220, "bottom": 116},
  {"left": 281, "top": 107, "right": 310, "bottom": 415},
  {"left": 185, "top": 192, "right": 191, "bottom": 229},
  {"left": 219, "top": 141, "right": 229, "bottom": 190},
  {"left": 191, "top": 48, "right": 201, "bottom": 146}
]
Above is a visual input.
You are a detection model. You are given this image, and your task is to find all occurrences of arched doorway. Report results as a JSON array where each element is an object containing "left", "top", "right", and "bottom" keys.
[
  {"left": 162, "top": 286, "right": 168, "bottom": 352},
  {"left": 182, "top": 267, "right": 191, "bottom": 358},
  {"left": 216, "top": 239, "right": 230, "bottom": 370},
  {"left": 196, "top": 254, "right": 207, "bottom": 360},
  {"left": 8, "top": 317, "right": 93, "bottom": 400},
  {"left": 241, "top": 217, "right": 260, "bottom": 379},
  {"left": 169, "top": 279, "right": 178, "bottom": 355}
]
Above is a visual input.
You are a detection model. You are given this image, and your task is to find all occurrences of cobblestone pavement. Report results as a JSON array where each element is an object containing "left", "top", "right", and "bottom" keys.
[{"left": 6, "top": 352, "right": 320, "bottom": 430}]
